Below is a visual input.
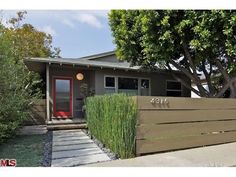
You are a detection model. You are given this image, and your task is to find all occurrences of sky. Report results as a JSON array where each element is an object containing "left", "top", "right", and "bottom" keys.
[{"left": 0, "top": 10, "right": 115, "bottom": 58}]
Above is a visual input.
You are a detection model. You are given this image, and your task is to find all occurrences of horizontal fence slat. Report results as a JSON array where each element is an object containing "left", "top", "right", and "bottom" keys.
[
  {"left": 30, "top": 111, "right": 46, "bottom": 118},
  {"left": 136, "top": 131, "right": 236, "bottom": 155},
  {"left": 137, "top": 96, "right": 236, "bottom": 110},
  {"left": 135, "top": 96, "right": 236, "bottom": 155},
  {"left": 136, "top": 120, "right": 236, "bottom": 140},
  {"left": 29, "top": 99, "right": 46, "bottom": 124},
  {"left": 31, "top": 106, "right": 46, "bottom": 112},
  {"left": 32, "top": 99, "right": 46, "bottom": 106},
  {"left": 138, "top": 110, "right": 236, "bottom": 124}
]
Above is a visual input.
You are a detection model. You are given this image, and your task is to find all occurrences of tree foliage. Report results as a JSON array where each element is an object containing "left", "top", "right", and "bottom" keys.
[
  {"left": 109, "top": 10, "right": 236, "bottom": 98},
  {"left": 3, "top": 11, "right": 61, "bottom": 59},
  {"left": 0, "top": 11, "right": 60, "bottom": 143}
]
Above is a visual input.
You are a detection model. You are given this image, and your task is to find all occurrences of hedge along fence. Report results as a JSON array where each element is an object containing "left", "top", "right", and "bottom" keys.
[{"left": 86, "top": 94, "right": 137, "bottom": 159}]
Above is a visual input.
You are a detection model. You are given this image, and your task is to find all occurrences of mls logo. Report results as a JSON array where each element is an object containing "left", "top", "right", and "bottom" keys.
[{"left": 0, "top": 159, "right": 17, "bottom": 167}]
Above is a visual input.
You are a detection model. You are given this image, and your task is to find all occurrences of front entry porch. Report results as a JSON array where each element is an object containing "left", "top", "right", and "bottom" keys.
[
  {"left": 45, "top": 63, "right": 92, "bottom": 122},
  {"left": 31, "top": 99, "right": 86, "bottom": 129}
]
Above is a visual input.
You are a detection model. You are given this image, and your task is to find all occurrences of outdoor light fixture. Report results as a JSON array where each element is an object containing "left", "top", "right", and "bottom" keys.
[{"left": 76, "top": 73, "right": 84, "bottom": 81}]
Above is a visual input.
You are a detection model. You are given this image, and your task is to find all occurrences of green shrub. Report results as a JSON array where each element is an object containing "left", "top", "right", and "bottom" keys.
[
  {"left": 0, "top": 91, "right": 30, "bottom": 143},
  {"left": 86, "top": 94, "right": 137, "bottom": 159},
  {"left": 0, "top": 24, "right": 42, "bottom": 144}
]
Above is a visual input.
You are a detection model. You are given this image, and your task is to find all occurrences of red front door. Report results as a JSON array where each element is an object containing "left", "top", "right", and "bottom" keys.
[{"left": 53, "top": 77, "right": 72, "bottom": 118}]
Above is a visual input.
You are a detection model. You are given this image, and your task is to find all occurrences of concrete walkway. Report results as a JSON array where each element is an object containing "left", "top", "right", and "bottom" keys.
[
  {"left": 86, "top": 142, "right": 236, "bottom": 167},
  {"left": 51, "top": 129, "right": 110, "bottom": 167}
]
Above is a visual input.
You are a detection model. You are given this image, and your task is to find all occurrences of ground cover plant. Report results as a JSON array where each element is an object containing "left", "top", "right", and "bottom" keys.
[{"left": 0, "top": 134, "right": 44, "bottom": 166}]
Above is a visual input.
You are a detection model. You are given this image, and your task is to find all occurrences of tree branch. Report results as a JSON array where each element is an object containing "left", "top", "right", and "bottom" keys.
[
  {"left": 215, "top": 77, "right": 236, "bottom": 98},
  {"left": 168, "top": 59, "right": 208, "bottom": 97},
  {"left": 215, "top": 59, "right": 230, "bottom": 82},
  {"left": 214, "top": 59, "right": 234, "bottom": 97},
  {"left": 201, "top": 60, "right": 215, "bottom": 97},
  {"left": 229, "top": 77, "right": 236, "bottom": 98},
  {"left": 209, "top": 62, "right": 213, "bottom": 75},
  {"left": 169, "top": 60, "right": 196, "bottom": 81},
  {"left": 182, "top": 42, "right": 209, "bottom": 97},
  {"left": 166, "top": 63, "right": 201, "bottom": 96}
]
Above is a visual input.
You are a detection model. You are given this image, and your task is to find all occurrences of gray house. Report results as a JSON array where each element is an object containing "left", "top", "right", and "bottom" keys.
[{"left": 24, "top": 51, "right": 191, "bottom": 124}]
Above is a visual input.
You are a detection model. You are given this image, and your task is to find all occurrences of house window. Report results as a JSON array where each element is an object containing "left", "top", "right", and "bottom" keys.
[
  {"left": 118, "top": 77, "right": 138, "bottom": 95},
  {"left": 104, "top": 76, "right": 150, "bottom": 95},
  {"left": 166, "top": 81, "right": 182, "bottom": 97},
  {"left": 141, "top": 79, "right": 150, "bottom": 96},
  {"left": 104, "top": 76, "right": 116, "bottom": 93}
]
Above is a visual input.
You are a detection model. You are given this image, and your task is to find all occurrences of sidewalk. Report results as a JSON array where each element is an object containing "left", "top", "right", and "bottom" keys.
[{"left": 86, "top": 142, "right": 236, "bottom": 167}]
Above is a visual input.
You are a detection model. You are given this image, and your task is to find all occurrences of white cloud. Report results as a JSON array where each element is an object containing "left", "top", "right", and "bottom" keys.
[
  {"left": 61, "top": 18, "right": 75, "bottom": 28},
  {"left": 27, "top": 10, "right": 108, "bottom": 29},
  {"left": 78, "top": 10, "right": 109, "bottom": 18},
  {"left": 74, "top": 13, "right": 103, "bottom": 29},
  {"left": 39, "top": 25, "right": 57, "bottom": 36},
  {"left": 1, "top": 10, "right": 109, "bottom": 30}
]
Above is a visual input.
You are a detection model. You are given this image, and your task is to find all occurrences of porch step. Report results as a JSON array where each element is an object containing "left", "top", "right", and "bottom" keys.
[
  {"left": 47, "top": 123, "right": 87, "bottom": 131},
  {"left": 47, "top": 118, "right": 86, "bottom": 125}
]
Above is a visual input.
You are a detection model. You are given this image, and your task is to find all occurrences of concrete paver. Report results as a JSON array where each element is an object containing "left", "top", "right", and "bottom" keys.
[
  {"left": 53, "top": 135, "right": 90, "bottom": 142},
  {"left": 53, "top": 138, "right": 94, "bottom": 146},
  {"left": 52, "top": 153, "right": 111, "bottom": 167},
  {"left": 52, "top": 147, "right": 103, "bottom": 159},
  {"left": 51, "top": 129, "right": 110, "bottom": 167},
  {"left": 52, "top": 143, "right": 98, "bottom": 152}
]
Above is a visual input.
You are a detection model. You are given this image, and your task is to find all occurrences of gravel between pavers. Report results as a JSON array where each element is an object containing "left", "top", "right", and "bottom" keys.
[
  {"left": 42, "top": 131, "right": 52, "bottom": 167},
  {"left": 82, "top": 129, "right": 119, "bottom": 160}
]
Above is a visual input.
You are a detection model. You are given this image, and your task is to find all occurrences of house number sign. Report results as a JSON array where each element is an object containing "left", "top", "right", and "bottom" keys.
[{"left": 150, "top": 97, "right": 169, "bottom": 106}]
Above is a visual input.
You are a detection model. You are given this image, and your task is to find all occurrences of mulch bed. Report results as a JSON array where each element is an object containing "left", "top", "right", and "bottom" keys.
[
  {"left": 42, "top": 131, "right": 52, "bottom": 167},
  {"left": 82, "top": 129, "right": 119, "bottom": 160}
]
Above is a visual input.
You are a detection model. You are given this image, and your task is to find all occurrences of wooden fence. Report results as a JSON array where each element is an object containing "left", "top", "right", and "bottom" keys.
[
  {"left": 26, "top": 99, "right": 46, "bottom": 125},
  {"left": 135, "top": 96, "right": 236, "bottom": 156}
]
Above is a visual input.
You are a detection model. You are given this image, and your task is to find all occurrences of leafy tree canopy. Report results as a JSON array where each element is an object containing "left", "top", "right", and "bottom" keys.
[
  {"left": 109, "top": 10, "right": 236, "bottom": 98},
  {"left": 1, "top": 11, "right": 60, "bottom": 59}
]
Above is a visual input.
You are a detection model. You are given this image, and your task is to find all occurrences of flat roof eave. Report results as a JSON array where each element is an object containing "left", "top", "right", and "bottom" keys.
[
  {"left": 23, "top": 58, "right": 140, "bottom": 72},
  {"left": 24, "top": 57, "right": 183, "bottom": 75}
]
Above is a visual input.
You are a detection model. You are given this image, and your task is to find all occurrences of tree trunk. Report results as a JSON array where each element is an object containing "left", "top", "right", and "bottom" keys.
[
  {"left": 166, "top": 63, "right": 201, "bottom": 96},
  {"left": 201, "top": 61, "right": 215, "bottom": 97},
  {"left": 216, "top": 77, "right": 236, "bottom": 98},
  {"left": 182, "top": 42, "right": 209, "bottom": 97},
  {"left": 168, "top": 60, "right": 208, "bottom": 97},
  {"left": 230, "top": 77, "right": 236, "bottom": 98}
]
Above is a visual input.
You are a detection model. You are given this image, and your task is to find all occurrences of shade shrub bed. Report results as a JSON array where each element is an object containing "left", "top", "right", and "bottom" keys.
[{"left": 86, "top": 94, "right": 137, "bottom": 159}]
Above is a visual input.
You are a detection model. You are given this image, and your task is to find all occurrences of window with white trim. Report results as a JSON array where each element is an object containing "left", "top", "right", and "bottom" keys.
[
  {"left": 166, "top": 81, "right": 182, "bottom": 97},
  {"left": 104, "top": 76, "right": 116, "bottom": 93},
  {"left": 141, "top": 79, "right": 150, "bottom": 96},
  {"left": 104, "top": 76, "right": 150, "bottom": 96},
  {"left": 118, "top": 77, "right": 138, "bottom": 95}
]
